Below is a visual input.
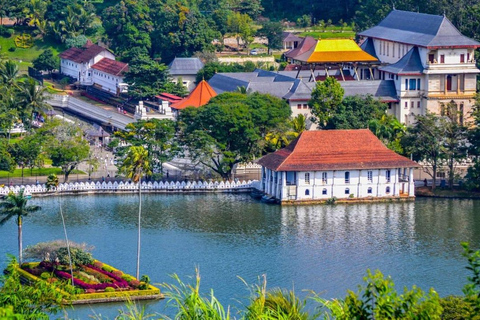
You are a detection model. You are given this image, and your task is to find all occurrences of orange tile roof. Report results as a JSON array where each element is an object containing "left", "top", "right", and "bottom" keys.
[
  {"left": 170, "top": 80, "right": 217, "bottom": 110},
  {"left": 258, "top": 129, "right": 419, "bottom": 171},
  {"left": 295, "top": 39, "right": 378, "bottom": 63}
]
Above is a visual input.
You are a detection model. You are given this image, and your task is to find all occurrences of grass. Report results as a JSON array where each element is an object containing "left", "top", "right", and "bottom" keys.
[
  {"left": 299, "top": 30, "right": 356, "bottom": 39},
  {"left": 0, "top": 28, "right": 66, "bottom": 71},
  {"left": 0, "top": 167, "right": 84, "bottom": 178}
]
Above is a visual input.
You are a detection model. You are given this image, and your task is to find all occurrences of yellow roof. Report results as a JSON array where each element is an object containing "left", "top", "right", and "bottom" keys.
[{"left": 305, "top": 39, "right": 378, "bottom": 63}]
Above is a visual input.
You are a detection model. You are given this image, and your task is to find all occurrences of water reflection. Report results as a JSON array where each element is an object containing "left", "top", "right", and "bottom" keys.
[{"left": 0, "top": 194, "right": 479, "bottom": 319}]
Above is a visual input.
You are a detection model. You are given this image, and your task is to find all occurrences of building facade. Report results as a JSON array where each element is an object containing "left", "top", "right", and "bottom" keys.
[
  {"left": 359, "top": 10, "right": 480, "bottom": 124},
  {"left": 257, "top": 129, "right": 418, "bottom": 203}
]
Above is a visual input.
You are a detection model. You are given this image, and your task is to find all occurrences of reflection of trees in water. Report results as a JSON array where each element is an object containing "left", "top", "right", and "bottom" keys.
[{"left": 413, "top": 199, "right": 480, "bottom": 252}]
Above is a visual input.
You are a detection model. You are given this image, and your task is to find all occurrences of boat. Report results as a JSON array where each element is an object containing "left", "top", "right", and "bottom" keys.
[
  {"left": 261, "top": 195, "right": 278, "bottom": 204},
  {"left": 250, "top": 189, "right": 264, "bottom": 200}
]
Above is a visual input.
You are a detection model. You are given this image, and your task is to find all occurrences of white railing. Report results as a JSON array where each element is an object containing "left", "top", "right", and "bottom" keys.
[{"left": 0, "top": 180, "right": 261, "bottom": 196}]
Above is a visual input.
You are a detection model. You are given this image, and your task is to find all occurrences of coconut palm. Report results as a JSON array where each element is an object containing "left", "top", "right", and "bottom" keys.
[
  {"left": 16, "top": 77, "right": 51, "bottom": 129},
  {"left": 120, "top": 146, "right": 151, "bottom": 279},
  {"left": 0, "top": 60, "right": 19, "bottom": 86},
  {"left": 0, "top": 189, "right": 41, "bottom": 264}
]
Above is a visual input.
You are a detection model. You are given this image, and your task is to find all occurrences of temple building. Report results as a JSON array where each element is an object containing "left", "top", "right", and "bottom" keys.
[{"left": 257, "top": 129, "right": 419, "bottom": 204}]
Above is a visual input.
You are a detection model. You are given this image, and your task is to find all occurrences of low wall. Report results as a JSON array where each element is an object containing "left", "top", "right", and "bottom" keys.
[{"left": 0, "top": 180, "right": 261, "bottom": 197}]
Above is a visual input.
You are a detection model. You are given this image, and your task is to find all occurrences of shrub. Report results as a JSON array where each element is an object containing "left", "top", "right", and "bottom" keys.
[
  {"left": 0, "top": 26, "right": 13, "bottom": 37},
  {"left": 440, "top": 296, "right": 475, "bottom": 319},
  {"left": 105, "top": 287, "right": 115, "bottom": 292},
  {"left": 56, "top": 247, "right": 94, "bottom": 266},
  {"left": 40, "top": 272, "right": 50, "bottom": 280},
  {"left": 93, "top": 261, "right": 103, "bottom": 269},
  {"left": 112, "top": 270, "right": 123, "bottom": 277},
  {"left": 8, "top": 47, "right": 15, "bottom": 52}
]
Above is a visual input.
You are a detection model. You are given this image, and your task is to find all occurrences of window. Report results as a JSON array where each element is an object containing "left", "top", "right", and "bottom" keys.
[
  {"left": 386, "top": 186, "right": 391, "bottom": 194},
  {"left": 429, "top": 54, "right": 435, "bottom": 63},
  {"left": 345, "top": 172, "right": 350, "bottom": 184},
  {"left": 322, "top": 188, "right": 327, "bottom": 195},
  {"left": 460, "top": 104, "right": 464, "bottom": 125},
  {"left": 460, "top": 54, "right": 465, "bottom": 63},
  {"left": 405, "top": 79, "right": 408, "bottom": 90},
  {"left": 286, "top": 172, "right": 296, "bottom": 185},
  {"left": 386, "top": 170, "right": 391, "bottom": 182},
  {"left": 387, "top": 42, "right": 389, "bottom": 56},
  {"left": 417, "top": 101, "right": 421, "bottom": 108},
  {"left": 345, "top": 188, "right": 350, "bottom": 194},
  {"left": 398, "top": 45, "right": 401, "bottom": 57},
  {"left": 440, "top": 55, "right": 445, "bottom": 63},
  {"left": 404, "top": 102, "right": 408, "bottom": 109},
  {"left": 305, "top": 189, "right": 310, "bottom": 195},
  {"left": 367, "top": 171, "right": 373, "bottom": 182},
  {"left": 305, "top": 173, "right": 310, "bottom": 185},
  {"left": 417, "top": 79, "right": 421, "bottom": 90},
  {"left": 393, "top": 43, "right": 395, "bottom": 57},
  {"left": 322, "top": 172, "right": 327, "bottom": 184},
  {"left": 297, "top": 104, "right": 301, "bottom": 109},
  {"left": 368, "top": 187, "right": 372, "bottom": 194},
  {"left": 409, "top": 79, "right": 417, "bottom": 90},
  {"left": 396, "top": 75, "right": 398, "bottom": 80},
  {"left": 303, "top": 104, "right": 308, "bottom": 109},
  {"left": 411, "top": 101, "right": 414, "bottom": 109},
  {"left": 468, "top": 53, "right": 471, "bottom": 62},
  {"left": 437, "top": 171, "right": 446, "bottom": 178}
]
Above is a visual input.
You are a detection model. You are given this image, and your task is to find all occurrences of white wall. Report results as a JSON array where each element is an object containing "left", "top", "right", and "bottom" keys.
[{"left": 92, "top": 69, "right": 124, "bottom": 95}]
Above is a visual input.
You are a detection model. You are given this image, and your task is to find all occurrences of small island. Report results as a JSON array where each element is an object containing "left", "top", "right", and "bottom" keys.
[{"left": 13, "top": 241, "right": 162, "bottom": 304}]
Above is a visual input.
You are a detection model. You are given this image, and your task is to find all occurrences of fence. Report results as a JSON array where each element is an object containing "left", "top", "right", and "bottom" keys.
[{"left": 0, "top": 180, "right": 261, "bottom": 197}]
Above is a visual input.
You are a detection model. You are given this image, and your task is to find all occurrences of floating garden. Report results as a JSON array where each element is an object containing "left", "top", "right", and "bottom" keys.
[{"left": 15, "top": 241, "right": 162, "bottom": 304}]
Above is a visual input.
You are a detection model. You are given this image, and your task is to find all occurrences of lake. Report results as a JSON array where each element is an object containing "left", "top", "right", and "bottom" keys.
[{"left": 1, "top": 194, "right": 479, "bottom": 318}]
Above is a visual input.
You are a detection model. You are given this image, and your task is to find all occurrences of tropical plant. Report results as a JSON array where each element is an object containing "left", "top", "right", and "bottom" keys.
[
  {"left": 23, "top": 240, "right": 94, "bottom": 262},
  {"left": 0, "top": 190, "right": 41, "bottom": 264},
  {"left": 16, "top": 77, "right": 51, "bottom": 129},
  {"left": 161, "top": 269, "right": 231, "bottom": 320},
  {"left": 46, "top": 173, "right": 59, "bottom": 191},
  {"left": 119, "top": 146, "right": 151, "bottom": 279}
]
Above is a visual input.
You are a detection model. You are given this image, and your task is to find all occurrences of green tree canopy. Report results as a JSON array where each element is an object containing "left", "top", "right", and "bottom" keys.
[
  {"left": 308, "top": 77, "right": 344, "bottom": 128},
  {"left": 123, "top": 55, "right": 186, "bottom": 99},
  {"left": 257, "top": 20, "right": 284, "bottom": 54},
  {"left": 32, "top": 49, "right": 59, "bottom": 74},
  {"left": 178, "top": 92, "right": 291, "bottom": 179}
]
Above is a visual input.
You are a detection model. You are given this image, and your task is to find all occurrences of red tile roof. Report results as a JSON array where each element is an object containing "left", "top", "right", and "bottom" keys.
[
  {"left": 91, "top": 58, "right": 129, "bottom": 76},
  {"left": 170, "top": 80, "right": 217, "bottom": 110},
  {"left": 156, "top": 92, "right": 183, "bottom": 103},
  {"left": 59, "top": 44, "right": 108, "bottom": 64},
  {"left": 258, "top": 129, "right": 419, "bottom": 171}
]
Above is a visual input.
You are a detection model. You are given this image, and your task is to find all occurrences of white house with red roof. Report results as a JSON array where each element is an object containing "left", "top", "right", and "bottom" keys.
[
  {"left": 91, "top": 58, "right": 129, "bottom": 95},
  {"left": 257, "top": 129, "right": 419, "bottom": 203},
  {"left": 59, "top": 41, "right": 128, "bottom": 95}
]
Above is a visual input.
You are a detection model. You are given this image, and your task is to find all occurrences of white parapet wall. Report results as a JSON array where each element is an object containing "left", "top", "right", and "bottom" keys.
[{"left": 0, "top": 180, "right": 261, "bottom": 197}]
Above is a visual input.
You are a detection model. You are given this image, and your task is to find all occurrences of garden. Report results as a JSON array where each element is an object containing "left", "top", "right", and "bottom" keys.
[{"left": 15, "top": 241, "right": 161, "bottom": 303}]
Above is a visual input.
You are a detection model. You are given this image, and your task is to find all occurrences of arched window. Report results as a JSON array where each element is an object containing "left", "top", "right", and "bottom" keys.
[
  {"left": 345, "top": 172, "right": 350, "bottom": 184},
  {"left": 367, "top": 187, "right": 372, "bottom": 194},
  {"left": 322, "top": 188, "right": 327, "bottom": 195},
  {"left": 305, "top": 189, "right": 310, "bottom": 196},
  {"left": 345, "top": 188, "right": 350, "bottom": 194},
  {"left": 386, "top": 186, "right": 391, "bottom": 194}
]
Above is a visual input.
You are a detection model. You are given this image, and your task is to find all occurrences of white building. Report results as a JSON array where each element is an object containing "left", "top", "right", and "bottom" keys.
[
  {"left": 257, "top": 129, "right": 419, "bottom": 204},
  {"left": 358, "top": 10, "right": 480, "bottom": 125},
  {"left": 168, "top": 57, "right": 204, "bottom": 92},
  {"left": 91, "top": 58, "right": 128, "bottom": 95},
  {"left": 59, "top": 41, "right": 128, "bottom": 95}
]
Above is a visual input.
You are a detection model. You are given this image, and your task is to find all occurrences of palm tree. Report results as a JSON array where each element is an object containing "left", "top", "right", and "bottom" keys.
[
  {"left": 0, "top": 189, "right": 41, "bottom": 264},
  {"left": 120, "top": 146, "right": 151, "bottom": 279},
  {"left": 16, "top": 78, "right": 51, "bottom": 129},
  {"left": 0, "top": 60, "right": 19, "bottom": 86}
]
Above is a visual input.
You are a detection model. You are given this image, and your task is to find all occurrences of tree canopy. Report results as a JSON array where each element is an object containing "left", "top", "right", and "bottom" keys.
[{"left": 178, "top": 92, "right": 291, "bottom": 179}]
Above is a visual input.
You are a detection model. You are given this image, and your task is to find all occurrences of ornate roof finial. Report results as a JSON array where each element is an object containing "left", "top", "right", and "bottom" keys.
[{"left": 392, "top": 2, "right": 395, "bottom": 10}]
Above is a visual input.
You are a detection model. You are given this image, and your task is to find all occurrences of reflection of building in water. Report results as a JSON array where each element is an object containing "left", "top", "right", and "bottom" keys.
[
  {"left": 258, "top": 129, "right": 419, "bottom": 204},
  {"left": 280, "top": 202, "right": 416, "bottom": 245}
]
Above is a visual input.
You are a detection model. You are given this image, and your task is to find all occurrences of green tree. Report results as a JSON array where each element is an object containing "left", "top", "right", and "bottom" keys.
[
  {"left": 119, "top": 146, "right": 151, "bottom": 280},
  {"left": 114, "top": 119, "right": 179, "bottom": 176},
  {"left": 16, "top": 77, "right": 50, "bottom": 129},
  {"left": 9, "top": 135, "right": 41, "bottom": 183},
  {"left": 326, "top": 94, "right": 386, "bottom": 129},
  {"left": 403, "top": 113, "right": 445, "bottom": 191},
  {"left": 43, "top": 121, "right": 90, "bottom": 182},
  {"left": 32, "top": 49, "right": 59, "bottom": 75},
  {"left": 123, "top": 55, "right": 183, "bottom": 99},
  {"left": 227, "top": 12, "right": 254, "bottom": 50},
  {"left": 0, "top": 140, "right": 15, "bottom": 172},
  {"left": 179, "top": 92, "right": 290, "bottom": 179},
  {"left": 296, "top": 14, "right": 310, "bottom": 31},
  {"left": 257, "top": 21, "right": 284, "bottom": 54},
  {"left": 0, "top": 60, "right": 19, "bottom": 86},
  {"left": 0, "top": 190, "right": 41, "bottom": 264},
  {"left": 308, "top": 77, "right": 344, "bottom": 128}
]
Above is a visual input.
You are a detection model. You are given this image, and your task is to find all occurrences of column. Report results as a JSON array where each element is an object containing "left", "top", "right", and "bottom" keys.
[{"left": 282, "top": 171, "right": 286, "bottom": 200}]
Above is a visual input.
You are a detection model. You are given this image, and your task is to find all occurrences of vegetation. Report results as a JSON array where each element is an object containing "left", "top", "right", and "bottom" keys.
[
  {"left": 0, "top": 190, "right": 41, "bottom": 264},
  {"left": 178, "top": 92, "right": 291, "bottom": 179}
]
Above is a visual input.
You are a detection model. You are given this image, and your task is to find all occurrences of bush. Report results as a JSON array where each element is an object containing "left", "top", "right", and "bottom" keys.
[
  {"left": 440, "top": 296, "right": 475, "bottom": 319},
  {"left": 8, "top": 47, "right": 15, "bottom": 52},
  {"left": 40, "top": 272, "right": 50, "bottom": 280},
  {"left": 104, "top": 287, "right": 115, "bottom": 292},
  {"left": 56, "top": 247, "right": 94, "bottom": 266},
  {"left": 0, "top": 26, "right": 13, "bottom": 38}
]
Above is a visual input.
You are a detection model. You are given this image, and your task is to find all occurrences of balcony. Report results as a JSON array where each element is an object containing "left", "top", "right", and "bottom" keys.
[{"left": 399, "top": 174, "right": 409, "bottom": 182}]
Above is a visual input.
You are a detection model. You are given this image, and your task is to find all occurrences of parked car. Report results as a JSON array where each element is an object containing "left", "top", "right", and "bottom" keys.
[{"left": 250, "top": 49, "right": 258, "bottom": 55}]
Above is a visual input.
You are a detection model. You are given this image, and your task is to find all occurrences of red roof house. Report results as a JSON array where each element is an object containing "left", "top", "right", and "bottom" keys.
[{"left": 257, "top": 129, "right": 418, "bottom": 203}]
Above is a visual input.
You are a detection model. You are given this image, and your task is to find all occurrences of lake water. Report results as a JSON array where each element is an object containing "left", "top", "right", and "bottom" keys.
[{"left": 1, "top": 194, "right": 479, "bottom": 318}]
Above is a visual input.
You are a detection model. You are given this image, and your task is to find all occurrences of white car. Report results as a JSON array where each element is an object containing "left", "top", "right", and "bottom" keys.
[{"left": 250, "top": 49, "right": 259, "bottom": 55}]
